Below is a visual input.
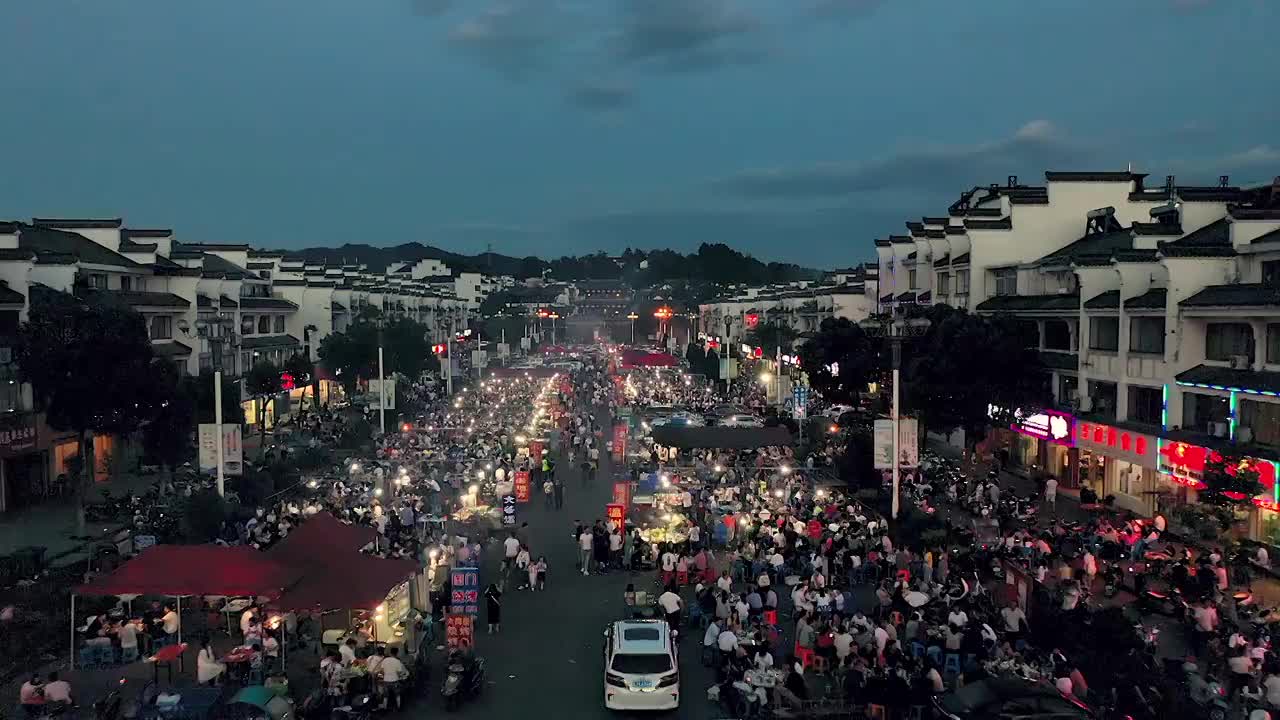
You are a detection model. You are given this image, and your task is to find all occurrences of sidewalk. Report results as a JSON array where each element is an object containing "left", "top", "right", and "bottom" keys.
[{"left": 0, "top": 472, "right": 158, "bottom": 563}]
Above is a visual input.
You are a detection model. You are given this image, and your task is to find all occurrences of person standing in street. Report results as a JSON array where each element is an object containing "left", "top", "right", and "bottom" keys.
[
  {"left": 579, "top": 526, "right": 594, "bottom": 576},
  {"left": 1044, "top": 476, "right": 1058, "bottom": 512},
  {"left": 485, "top": 583, "right": 502, "bottom": 634},
  {"left": 554, "top": 479, "right": 565, "bottom": 509}
]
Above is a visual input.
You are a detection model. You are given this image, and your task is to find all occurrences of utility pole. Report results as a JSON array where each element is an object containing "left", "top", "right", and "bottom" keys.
[
  {"left": 214, "top": 370, "right": 224, "bottom": 497},
  {"left": 891, "top": 339, "right": 901, "bottom": 520},
  {"left": 377, "top": 337, "right": 387, "bottom": 435}
]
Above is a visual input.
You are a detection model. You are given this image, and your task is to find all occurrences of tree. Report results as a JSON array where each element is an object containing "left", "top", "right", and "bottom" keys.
[
  {"left": 191, "top": 371, "right": 247, "bottom": 426},
  {"left": 318, "top": 323, "right": 377, "bottom": 397},
  {"left": 704, "top": 348, "right": 721, "bottom": 381},
  {"left": 799, "top": 317, "right": 879, "bottom": 405},
  {"left": 902, "top": 307, "right": 1047, "bottom": 447},
  {"left": 1199, "top": 452, "right": 1265, "bottom": 507},
  {"left": 244, "top": 361, "right": 282, "bottom": 457},
  {"left": 141, "top": 361, "right": 195, "bottom": 489},
  {"left": 282, "top": 352, "right": 317, "bottom": 419},
  {"left": 745, "top": 320, "right": 799, "bottom": 359},
  {"left": 685, "top": 342, "right": 706, "bottom": 376},
  {"left": 17, "top": 293, "right": 161, "bottom": 531},
  {"left": 382, "top": 317, "right": 434, "bottom": 379}
]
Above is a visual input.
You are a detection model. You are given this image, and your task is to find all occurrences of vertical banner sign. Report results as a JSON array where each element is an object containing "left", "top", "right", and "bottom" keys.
[
  {"left": 450, "top": 567, "right": 480, "bottom": 615},
  {"left": 899, "top": 418, "right": 920, "bottom": 468},
  {"left": 606, "top": 503, "right": 626, "bottom": 527},
  {"left": 513, "top": 471, "right": 531, "bottom": 503},
  {"left": 612, "top": 423, "right": 627, "bottom": 461},
  {"left": 873, "top": 419, "right": 894, "bottom": 469},
  {"left": 612, "top": 481, "right": 632, "bottom": 507},
  {"left": 530, "top": 440, "right": 544, "bottom": 461},
  {"left": 501, "top": 493, "right": 517, "bottom": 526},
  {"left": 445, "top": 615, "right": 475, "bottom": 650},
  {"left": 198, "top": 424, "right": 244, "bottom": 476},
  {"left": 791, "top": 386, "right": 809, "bottom": 420}
]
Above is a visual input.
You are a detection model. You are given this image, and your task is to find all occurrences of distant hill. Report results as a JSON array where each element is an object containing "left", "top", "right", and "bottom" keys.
[{"left": 275, "top": 241, "right": 820, "bottom": 286}]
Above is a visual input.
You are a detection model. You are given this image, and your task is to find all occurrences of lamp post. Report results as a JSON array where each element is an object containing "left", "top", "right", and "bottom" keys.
[
  {"left": 548, "top": 312, "right": 560, "bottom": 345},
  {"left": 860, "top": 316, "right": 931, "bottom": 520},
  {"left": 626, "top": 312, "right": 639, "bottom": 345},
  {"left": 654, "top": 306, "right": 673, "bottom": 348},
  {"left": 377, "top": 324, "right": 386, "bottom": 435}
]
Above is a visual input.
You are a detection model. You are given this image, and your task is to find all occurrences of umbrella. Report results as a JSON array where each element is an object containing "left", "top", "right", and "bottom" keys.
[
  {"left": 905, "top": 591, "right": 930, "bottom": 608},
  {"left": 231, "top": 687, "right": 276, "bottom": 709}
]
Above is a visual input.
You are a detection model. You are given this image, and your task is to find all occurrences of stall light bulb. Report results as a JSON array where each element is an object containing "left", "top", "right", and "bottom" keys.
[
  {"left": 815, "top": 489, "right": 826, "bottom": 498},
  {"left": 775, "top": 489, "right": 784, "bottom": 498},
  {"left": 307, "top": 480, "right": 318, "bottom": 489},
  {"left": 469, "top": 484, "right": 479, "bottom": 494},
  {"left": 780, "top": 466, "right": 791, "bottom": 475},
  {"left": 374, "top": 488, "right": 383, "bottom": 496},
  {"left": 714, "top": 465, "right": 723, "bottom": 473}
]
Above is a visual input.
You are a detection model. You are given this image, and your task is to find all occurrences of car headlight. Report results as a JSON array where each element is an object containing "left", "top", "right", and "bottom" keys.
[
  {"left": 657, "top": 674, "right": 679, "bottom": 688},
  {"left": 606, "top": 672, "right": 627, "bottom": 687}
]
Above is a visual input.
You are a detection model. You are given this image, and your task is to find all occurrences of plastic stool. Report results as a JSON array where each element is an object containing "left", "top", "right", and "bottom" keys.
[
  {"left": 911, "top": 641, "right": 926, "bottom": 659},
  {"left": 795, "top": 645, "right": 816, "bottom": 669},
  {"left": 943, "top": 653, "right": 962, "bottom": 677},
  {"left": 763, "top": 610, "right": 778, "bottom": 626},
  {"left": 926, "top": 645, "right": 943, "bottom": 665}
]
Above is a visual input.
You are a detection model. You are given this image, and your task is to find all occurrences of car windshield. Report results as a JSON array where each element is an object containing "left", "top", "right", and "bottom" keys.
[{"left": 611, "top": 653, "right": 672, "bottom": 675}]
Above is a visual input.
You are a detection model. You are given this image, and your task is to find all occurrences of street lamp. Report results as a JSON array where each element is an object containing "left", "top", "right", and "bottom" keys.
[
  {"left": 626, "top": 312, "right": 639, "bottom": 345},
  {"left": 860, "top": 316, "right": 930, "bottom": 520},
  {"left": 548, "top": 312, "right": 560, "bottom": 345},
  {"left": 654, "top": 306, "right": 674, "bottom": 346}
]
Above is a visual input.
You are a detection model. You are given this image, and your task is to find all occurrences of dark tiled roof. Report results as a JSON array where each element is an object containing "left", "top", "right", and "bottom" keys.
[
  {"left": 1045, "top": 171, "right": 1146, "bottom": 183},
  {"left": 879, "top": 294, "right": 893, "bottom": 303},
  {"left": 1038, "top": 227, "right": 1132, "bottom": 265},
  {"left": 1178, "top": 187, "right": 1242, "bottom": 202},
  {"left": 922, "top": 217, "right": 949, "bottom": 225},
  {"left": 1038, "top": 351, "right": 1079, "bottom": 371},
  {"left": 220, "top": 295, "right": 239, "bottom": 308},
  {"left": 0, "top": 248, "right": 36, "bottom": 261},
  {"left": 0, "top": 284, "right": 25, "bottom": 304},
  {"left": 951, "top": 253, "right": 970, "bottom": 265},
  {"left": 34, "top": 253, "right": 77, "bottom": 266},
  {"left": 1124, "top": 287, "right": 1167, "bottom": 309},
  {"left": 200, "top": 253, "right": 252, "bottom": 279},
  {"left": 152, "top": 340, "right": 193, "bottom": 358},
  {"left": 248, "top": 250, "right": 284, "bottom": 259},
  {"left": 925, "top": 228, "right": 946, "bottom": 239},
  {"left": 19, "top": 225, "right": 142, "bottom": 268},
  {"left": 1177, "top": 364, "right": 1280, "bottom": 395},
  {"left": 332, "top": 301, "right": 347, "bottom": 311},
  {"left": 889, "top": 235, "right": 914, "bottom": 245},
  {"left": 1009, "top": 193, "right": 1049, "bottom": 205},
  {"left": 916, "top": 290, "right": 931, "bottom": 303},
  {"left": 1084, "top": 290, "right": 1119, "bottom": 309},
  {"left": 173, "top": 242, "right": 250, "bottom": 251},
  {"left": 1074, "top": 254, "right": 1116, "bottom": 267},
  {"left": 246, "top": 261, "right": 275, "bottom": 270},
  {"left": 873, "top": 238, "right": 891, "bottom": 248},
  {"left": 240, "top": 334, "right": 302, "bottom": 350},
  {"left": 239, "top": 297, "right": 298, "bottom": 310},
  {"left": 1231, "top": 208, "right": 1280, "bottom": 221},
  {"left": 122, "top": 228, "right": 171, "bottom": 240},
  {"left": 895, "top": 291, "right": 916, "bottom": 302},
  {"left": 1160, "top": 245, "right": 1237, "bottom": 258},
  {"left": 1252, "top": 227, "right": 1280, "bottom": 245},
  {"left": 119, "top": 240, "right": 158, "bottom": 252},
  {"left": 1179, "top": 284, "right": 1280, "bottom": 308},
  {"left": 932, "top": 255, "right": 949, "bottom": 268},
  {"left": 0, "top": 221, "right": 20, "bottom": 233},
  {"left": 78, "top": 289, "right": 190, "bottom": 308},
  {"left": 1113, "top": 249, "right": 1159, "bottom": 263},
  {"left": 1131, "top": 222, "right": 1182, "bottom": 236},
  {"left": 975, "top": 294, "right": 1079, "bottom": 312},
  {"left": 196, "top": 295, "right": 214, "bottom": 308},
  {"left": 1130, "top": 191, "right": 1169, "bottom": 201},
  {"left": 963, "top": 217, "right": 1012, "bottom": 231},
  {"left": 945, "top": 225, "right": 966, "bottom": 235},
  {"left": 1157, "top": 218, "right": 1230, "bottom": 258},
  {"left": 905, "top": 221, "right": 924, "bottom": 232},
  {"left": 31, "top": 218, "right": 122, "bottom": 229}
]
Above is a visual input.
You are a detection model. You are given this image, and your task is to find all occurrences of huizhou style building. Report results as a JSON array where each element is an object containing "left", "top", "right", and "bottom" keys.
[{"left": 876, "top": 171, "right": 1280, "bottom": 541}]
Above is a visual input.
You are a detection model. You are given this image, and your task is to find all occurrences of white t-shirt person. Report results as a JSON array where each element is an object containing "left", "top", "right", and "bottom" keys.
[
  {"left": 658, "top": 590, "right": 682, "bottom": 615},
  {"left": 504, "top": 536, "right": 521, "bottom": 559},
  {"left": 661, "top": 552, "right": 677, "bottom": 572}
]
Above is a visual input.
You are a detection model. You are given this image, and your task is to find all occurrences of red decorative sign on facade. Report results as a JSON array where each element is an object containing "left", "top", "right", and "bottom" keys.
[
  {"left": 612, "top": 423, "right": 627, "bottom": 461},
  {"left": 445, "top": 614, "right": 475, "bottom": 650},
  {"left": 513, "top": 470, "right": 531, "bottom": 503},
  {"left": 1158, "top": 440, "right": 1277, "bottom": 494},
  {"left": 530, "top": 441, "right": 544, "bottom": 461},
  {"left": 612, "top": 481, "right": 631, "bottom": 507},
  {"left": 744, "top": 313, "right": 759, "bottom": 329},
  {"left": 606, "top": 503, "right": 626, "bottom": 527}
]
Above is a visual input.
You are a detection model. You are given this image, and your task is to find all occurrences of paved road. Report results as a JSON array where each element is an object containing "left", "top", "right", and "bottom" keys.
[{"left": 430, "top": 406, "right": 722, "bottom": 719}]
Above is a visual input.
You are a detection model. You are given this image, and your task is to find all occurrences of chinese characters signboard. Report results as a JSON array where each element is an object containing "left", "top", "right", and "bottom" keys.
[
  {"left": 501, "top": 493, "right": 517, "bottom": 526},
  {"left": 445, "top": 614, "right": 474, "bottom": 650},
  {"left": 1075, "top": 421, "right": 1156, "bottom": 468},
  {"left": 197, "top": 423, "right": 243, "bottom": 476},
  {"left": 513, "top": 471, "right": 531, "bottom": 503},
  {"left": 606, "top": 503, "right": 626, "bottom": 527},
  {"left": 449, "top": 567, "right": 480, "bottom": 616},
  {"left": 991, "top": 404, "right": 1075, "bottom": 447},
  {"left": 612, "top": 481, "right": 631, "bottom": 507},
  {"left": 0, "top": 415, "right": 36, "bottom": 458},
  {"left": 612, "top": 423, "right": 627, "bottom": 461}
]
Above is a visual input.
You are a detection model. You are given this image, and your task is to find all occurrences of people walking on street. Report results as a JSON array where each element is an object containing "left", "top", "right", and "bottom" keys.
[{"left": 485, "top": 583, "right": 502, "bottom": 634}]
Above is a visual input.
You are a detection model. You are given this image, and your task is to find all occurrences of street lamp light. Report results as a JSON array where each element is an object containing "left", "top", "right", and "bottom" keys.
[
  {"left": 548, "top": 312, "right": 560, "bottom": 345},
  {"left": 626, "top": 312, "right": 639, "bottom": 345},
  {"left": 860, "top": 316, "right": 931, "bottom": 521}
]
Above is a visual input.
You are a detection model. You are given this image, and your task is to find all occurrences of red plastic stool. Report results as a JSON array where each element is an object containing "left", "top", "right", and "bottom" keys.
[
  {"left": 794, "top": 644, "right": 816, "bottom": 668},
  {"left": 763, "top": 610, "right": 778, "bottom": 626}
]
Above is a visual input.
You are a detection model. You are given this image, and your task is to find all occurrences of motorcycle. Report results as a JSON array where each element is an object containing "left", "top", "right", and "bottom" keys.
[
  {"left": 93, "top": 678, "right": 128, "bottom": 720},
  {"left": 441, "top": 652, "right": 486, "bottom": 711}
]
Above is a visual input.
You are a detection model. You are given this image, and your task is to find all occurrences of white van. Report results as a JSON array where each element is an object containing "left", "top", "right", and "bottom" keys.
[{"left": 603, "top": 620, "right": 680, "bottom": 711}]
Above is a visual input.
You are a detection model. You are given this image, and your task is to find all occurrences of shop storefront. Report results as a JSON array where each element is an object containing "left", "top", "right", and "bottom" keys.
[
  {"left": 987, "top": 405, "right": 1076, "bottom": 482},
  {"left": 0, "top": 413, "right": 43, "bottom": 513},
  {"left": 1073, "top": 421, "right": 1160, "bottom": 515},
  {"left": 1156, "top": 439, "right": 1280, "bottom": 542}
]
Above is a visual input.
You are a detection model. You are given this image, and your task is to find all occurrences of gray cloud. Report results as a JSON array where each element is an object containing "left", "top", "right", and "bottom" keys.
[
  {"left": 567, "top": 81, "right": 632, "bottom": 111},
  {"left": 614, "top": 0, "right": 767, "bottom": 72},
  {"left": 448, "top": 1, "right": 563, "bottom": 77},
  {"left": 717, "top": 121, "right": 1087, "bottom": 199}
]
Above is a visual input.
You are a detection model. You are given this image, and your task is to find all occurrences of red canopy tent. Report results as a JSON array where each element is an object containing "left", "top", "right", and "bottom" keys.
[
  {"left": 76, "top": 545, "right": 298, "bottom": 598},
  {"left": 272, "top": 550, "right": 417, "bottom": 612},
  {"left": 266, "top": 512, "right": 376, "bottom": 569}
]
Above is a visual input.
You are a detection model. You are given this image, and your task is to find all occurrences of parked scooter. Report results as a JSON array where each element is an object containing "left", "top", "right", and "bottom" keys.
[
  {"left": 441, "top": 650, "right": 486, "bottom": 711},
  {"left": 93, "top": 679, "right": 128, "bottom": 720}
]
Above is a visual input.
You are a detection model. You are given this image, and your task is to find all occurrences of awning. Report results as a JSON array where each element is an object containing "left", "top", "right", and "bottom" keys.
[
  {"left": 273, "top": 550, "right": 417, "bottom": 611},
  {"left": 650, "top": 425, "right": 795, "bottom": 449},
  {"left": 266, "top": 512, "right": 375, "bottom": 569},
  {"left": 621, "top": 350, "right": 678, "bottom": 368},
  {"left": 76, "top": 545, "right": 298, "bottom": 597}
]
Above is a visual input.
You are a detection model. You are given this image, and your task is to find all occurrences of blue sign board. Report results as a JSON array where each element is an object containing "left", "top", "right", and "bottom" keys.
[
  {"left": 501, "top": 493, "right": 517, "bottom": 526},
  {"left": 449, "top": 566, "right": 480, "bottom": 616},
  {"left": 638, "top": 472, "right": 658, "bottom": 495}
]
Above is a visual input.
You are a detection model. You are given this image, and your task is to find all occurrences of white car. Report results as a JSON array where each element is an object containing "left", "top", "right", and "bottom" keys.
[
  {"left": 719, "top": 414, "right": 764, "bottom": 428},
  {"left": 604, "top": 620, "right": 680, "bottom": 711},
  {"left": 822, "top": 404, "right": 855, "bottom": 418}
]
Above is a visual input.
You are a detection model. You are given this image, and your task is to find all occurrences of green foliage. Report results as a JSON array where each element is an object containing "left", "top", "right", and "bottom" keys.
[
  {"left": 318, "top": 318, "right": 436, "bottom": 395},
  {"left": 180, "top": 488, "right": 227, "bottom": 542},
  {"left": 141, "top": 361, "right": 195, "bottom": 471},
  {"left": 383, "top": 316, "right": 435, "bottom": 378},
  {"left": 798, "top": 317, "right": 879, "bottom": 405},
  {"left": 704, "top": 349, "right": 721, "bottom": 380},
  {"left": 745, "top": 320, "right": 800, "bottom": 359},
  {"left": 684, "top": 343, "right": 705, "bottom": 373},
  {"left": 1199, "top": 452, "right": 1265, "bottom": 507},
  {"left": 190, "top": 371, "right": 247, "bottom": 425}
]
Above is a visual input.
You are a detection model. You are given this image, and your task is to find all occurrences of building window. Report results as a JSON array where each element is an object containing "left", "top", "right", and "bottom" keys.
[
  {"left": 1087, "top": 380, "right": 1118, "bottom": 419},
  {"left": 1263, "top": 260, "right": 1280, "bottom": 287},
  {"left": 1044, "top": 320, "right": 1072, "bottom": 351},
  {"left": 260, "top": 270, "right": 272, "bottom": 280},
  {"left": 258, "top": 316, "right": 271, "bottom": 334},
  {"left": 1129, "top": 317, "right": 1165, "bottom": 354},
  {"left": 241, "top": 315, "right": 255, "bottom": 336},
  {"left": 1088, "top": 317, "right": 1119, "bottom": 352},
  {"left": 149, "top": 315, "right": 173, "bottom": 340},
  {"left": 1240, "top": 399, "right": 1280, "bottom": 446},
  {"left": 908, "top": 270, "right": 917, "bottom": 289},
  {"left": 1205, "top": 322, "right": 1253, "bottom": 361},
  {"left": 956, "top": 271, "right": 970, "bottom": 294},
  {"left": 88, "top": 274, "right": 107, "bottom": 289},
  {"left": 1128, "top": 385, "right": 1162, "bottom": 425},
  {"left": 120, "top": 276, "right": 133, "bottom": 291},
  {"left": 273, "top": 315, "right": 285, "bottom": 333},
  {"left": 1184, "top": 392, "right": 1230, "bottom": 433},
  {"left": 993, "top": 268, "right": 1017, "bottom": 296},
  {"left": 1267, "top": 324, "right": 1280, "bottom": 364},
  {"left": 936, "top": 272, "right": 950, "bottom": 295},
  {"left": 1058, "top": 375, "right": 1078, "bottom": 406}
]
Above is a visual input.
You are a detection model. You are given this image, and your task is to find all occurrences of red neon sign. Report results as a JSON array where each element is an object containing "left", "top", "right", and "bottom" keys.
[{"left": 1076, "top": 423, "right": 1149, "bottom": 456}]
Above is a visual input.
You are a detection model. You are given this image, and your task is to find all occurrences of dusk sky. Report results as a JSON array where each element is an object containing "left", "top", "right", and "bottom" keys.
[{"left": 1, "top": 0, "right": 1276, "bottom": 267}]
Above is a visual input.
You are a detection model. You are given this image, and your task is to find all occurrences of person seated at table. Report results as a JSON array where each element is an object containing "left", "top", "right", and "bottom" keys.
[
  {"left": 154, "top": 603, "right": 180, "bottom": 647},
  {"left": 262, "top": 631, "right": 281, "bottom": 670},
  {"left": 19, "top": 675, "right": 45, "bottom": 717},
  {"left": 320, "top": 652, "right": 343, "bottom": 696},
  {"left": 43, "top": 672, "right": 73, "bottom": 708},
  {"left": 117, "top": 617, "right": 141, "bottom": 661},
  {"left": 197, "top": 638, "right": 226, "bottom": 685},
  {"left": 243, "top": 617, "right": 264, "bottom": 648}
]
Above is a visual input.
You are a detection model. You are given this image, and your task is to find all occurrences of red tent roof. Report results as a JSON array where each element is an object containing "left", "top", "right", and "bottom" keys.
[
  {"left": 621, "top": 349, "right": 678, "bottom": 368},
  {"left": 272, "top": 550, "right": 417, "bottom": 611},
  {"left": 76, "top": 545, "right": 298, "bottom": 598},
  {"left": 266, "top": 512, "right": 375, "bottom": 569}
]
